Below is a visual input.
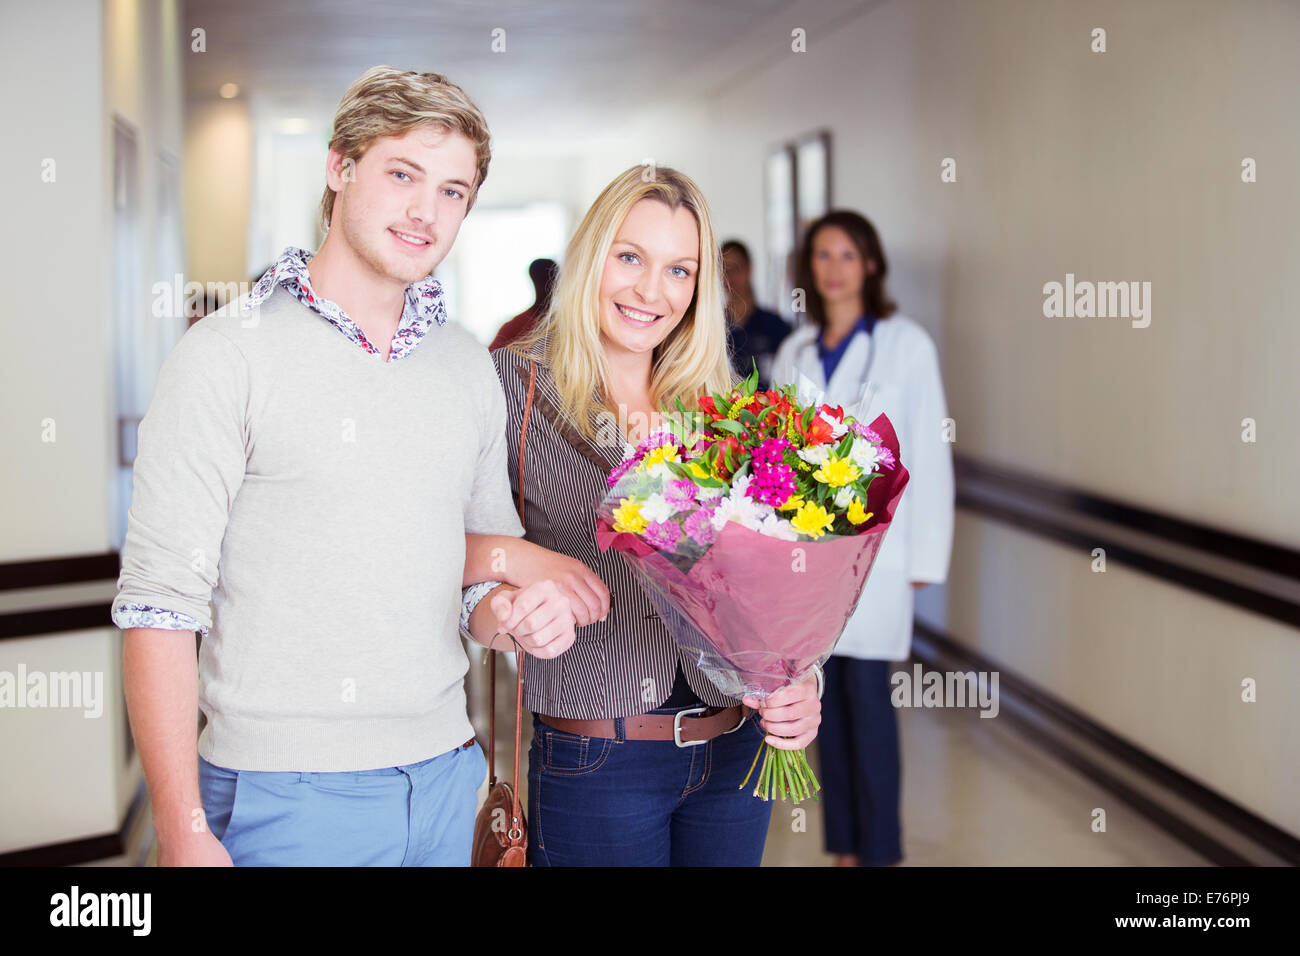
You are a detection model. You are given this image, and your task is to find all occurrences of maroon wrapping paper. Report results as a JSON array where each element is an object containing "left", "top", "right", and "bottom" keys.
[{"left": 596, "top": 412, "right": 911, "bottom": 699}]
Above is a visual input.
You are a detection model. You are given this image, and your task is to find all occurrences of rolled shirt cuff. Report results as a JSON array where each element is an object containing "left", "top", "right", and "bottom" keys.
[
  {"left": 112, "top": 603, "right": 208, "bottom": 638},
  {"left": 460, "top": 580, "right": 503, "bottom": 633}
]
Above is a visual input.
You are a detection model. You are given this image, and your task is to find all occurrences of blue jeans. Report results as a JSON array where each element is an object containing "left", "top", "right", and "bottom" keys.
[
  {"left": 817, "top": 655, "right": 903, "bottom": 864},
  {"left": 198, "top": 740, "right": 487, "bottom": 866},
  {"left": 526, "top": 705, "right": 774, "bottom": 866}
]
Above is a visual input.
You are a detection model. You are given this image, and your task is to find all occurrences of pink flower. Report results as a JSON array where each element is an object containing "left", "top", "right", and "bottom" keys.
[
  {"left": 683, "top": 508, "right": 717, "bottom": 545},
  {"left": 635, "top": 429, "right": 675, "bottom": 455},
  {"left": 606, "top": 456, "right": 638, "bottom": 487},
  {"left": 664, "top": 479, "right": 697, "bottom": 510},
  {"left": 850, "top": 422, "right": 882, "bottom": 443},
  {"left": 747, "top": 437, "right": 797, "bottom": 507},
  {"left": 644, "top": 519, "right": 683, "bottom": 551}
]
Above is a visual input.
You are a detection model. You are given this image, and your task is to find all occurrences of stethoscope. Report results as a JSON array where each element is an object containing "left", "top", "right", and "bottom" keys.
[{"left": 804, "top": 316, "right": 879, "bottom": 414}]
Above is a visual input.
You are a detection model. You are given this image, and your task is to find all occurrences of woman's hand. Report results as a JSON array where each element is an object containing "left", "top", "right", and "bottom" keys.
[
  {"left": 506, "top": 539, "right": 610, "bottom": 627},
  {"left": 742, "top": 671, "right": 821, "bottom": 750}
]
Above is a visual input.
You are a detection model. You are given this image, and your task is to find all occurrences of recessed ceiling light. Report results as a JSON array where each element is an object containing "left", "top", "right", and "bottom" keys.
[{"left": 219, "top": 83, "right": 239, "bottom": 99}]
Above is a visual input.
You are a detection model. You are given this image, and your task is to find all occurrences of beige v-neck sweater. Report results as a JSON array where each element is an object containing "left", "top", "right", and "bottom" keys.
[{"left": 112, "top": 286, "right": 523, "bottom": 771}]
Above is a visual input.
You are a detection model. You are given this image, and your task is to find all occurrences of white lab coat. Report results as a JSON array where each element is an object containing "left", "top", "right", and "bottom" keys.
[{"left": 770, "top": 314, "right": 955, "bottom": 660}]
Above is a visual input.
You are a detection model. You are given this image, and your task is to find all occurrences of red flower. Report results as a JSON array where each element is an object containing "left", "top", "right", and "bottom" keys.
[{"left": 804, "top": 415, "right": 836, "bottom": 445}]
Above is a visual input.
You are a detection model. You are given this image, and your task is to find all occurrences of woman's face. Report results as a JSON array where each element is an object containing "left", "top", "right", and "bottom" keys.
[
  {"left": 810, "top": 225, "right": 872, "bottom": 311},
  {"left": 598, "top": 198, "right": 700, "bottom": 362}
]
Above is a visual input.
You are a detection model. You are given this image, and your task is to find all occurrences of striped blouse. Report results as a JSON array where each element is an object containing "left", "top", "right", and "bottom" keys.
[{"left": 489, "top": 339, "right": 738, "bottom": 719}]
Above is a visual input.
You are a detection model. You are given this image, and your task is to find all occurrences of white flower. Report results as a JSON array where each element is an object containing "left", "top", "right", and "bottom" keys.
[
  {"left": 639, "top": 493, "right": 676, "bottom": 524},
  {"left": 819, "top": 409, "right": 848, "bottom": 439},
  {"left": 710, "top": 490, "right": 772, "bottom": 532},
  {"left": 696, "top": 485, "right": 726, "bottom": 501},
  {"left": 758, "top": 513, "right": 799, "bottom": 541},
  {"left": 646, "top": 462, "right": 675, "bottom": 481},
  {"left": 849, "top": 438, "right": 884, "bottom": 474},
  {"left": 796, "top": 444, "right": 831, "bottom": 466},
  {"left": 834, "top": 486, "right": 855, "bottom": 509}
]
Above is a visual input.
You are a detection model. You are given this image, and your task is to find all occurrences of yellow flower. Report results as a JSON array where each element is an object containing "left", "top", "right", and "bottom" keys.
[
  {"left": 612, "top": 498, "right": 647, "bottom": 534},
  {"left": 847, "top": 498, "right": 873, "bottom": 525},
  {"left": 727, "top": 395, "right": 756, "bottom": 419},
  {"left": 687, "top": 460, "right": 710, "bottom": 480},
  {"left": 779, "top": 493, "right": 805, "bottom": 512},
  {"left": 640, "top": 444, "right": 680, "bottom": 469},
  {"left": 791, "top": 502, "right": 836, "bottom": 539},
  {"left": 813, "top": 456, "right": 862, "bottom": 487}
]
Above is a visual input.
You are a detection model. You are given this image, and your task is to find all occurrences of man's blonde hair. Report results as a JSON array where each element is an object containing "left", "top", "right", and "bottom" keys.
[
  {"left": 319, "top": 65, "right": 491, "bottom": 231},
  {"left": 511, "top": 165, "right": 737, "bottom": 442}
]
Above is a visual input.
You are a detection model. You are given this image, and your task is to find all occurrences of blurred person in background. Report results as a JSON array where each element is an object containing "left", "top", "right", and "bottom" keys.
[
  {"left": 771, "top": 209, "right": 954, "bottom": 867},
  {"left": 721, "top": 239, "right": 791, "bottom": 389},
  {"left": 490, "top": 256, "right": 558, "bottom": 349}
]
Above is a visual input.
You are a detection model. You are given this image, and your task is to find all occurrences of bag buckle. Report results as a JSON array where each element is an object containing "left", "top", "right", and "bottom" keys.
[{"left": 672, "top": 706, "right": 709, "bottom": 747}]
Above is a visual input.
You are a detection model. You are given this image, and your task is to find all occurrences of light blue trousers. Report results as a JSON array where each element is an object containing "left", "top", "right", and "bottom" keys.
[{"left": 198, "top": 740, "right": 487, "bottom": 866}]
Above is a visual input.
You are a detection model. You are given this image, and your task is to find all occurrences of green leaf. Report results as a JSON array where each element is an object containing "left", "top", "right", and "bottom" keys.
[
  {"left": 711, "top": 390, "right": 731, "bottom": 416},
  {"left": 710, "top": 418, "right": 746, "bottom": 436},
  {"left": 737, "top": 408, "right": 760, "bottom": 428}
]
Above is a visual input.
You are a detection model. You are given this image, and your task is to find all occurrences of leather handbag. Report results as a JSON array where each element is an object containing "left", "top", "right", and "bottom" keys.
[{"left": 471, "top": 358, "right": 538, "bottom": 867}]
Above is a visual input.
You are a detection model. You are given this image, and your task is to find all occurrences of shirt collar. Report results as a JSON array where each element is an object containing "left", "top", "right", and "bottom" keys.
[
  {"left": 244, "top": 246, "right": 448, "bottom": 360},
  {"left": 817, "top": 314, "right": 875, "bottom": 359}
]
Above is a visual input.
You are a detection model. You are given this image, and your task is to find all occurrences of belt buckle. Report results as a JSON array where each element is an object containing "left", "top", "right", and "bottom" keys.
[{"left": 672, "top": 706, "right": 709, "bottom": 747}]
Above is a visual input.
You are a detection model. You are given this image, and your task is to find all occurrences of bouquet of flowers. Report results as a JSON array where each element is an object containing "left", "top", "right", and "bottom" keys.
[{"left": 594, "top": 365, "right": 910, "bottom": 802}]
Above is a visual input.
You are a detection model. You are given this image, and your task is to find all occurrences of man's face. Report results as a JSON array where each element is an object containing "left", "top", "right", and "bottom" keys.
[
  {"left": 721, "top": 248, "right": 750, "bottom": 297},
  {"left": 326, "top": 124, "right": 478, "bottom": 285}
]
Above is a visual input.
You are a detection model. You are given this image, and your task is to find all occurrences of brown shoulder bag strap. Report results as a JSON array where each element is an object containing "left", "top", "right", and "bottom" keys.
[{"left": 486, "top": 358, "right": 536, "bottom": 828}]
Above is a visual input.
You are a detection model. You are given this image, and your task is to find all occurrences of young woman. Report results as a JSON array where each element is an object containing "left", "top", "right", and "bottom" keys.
[
  {"left": 475, "top": 165, "right": 823, "bottom": 866},
  {"left": 771, "top": 210, "right": 955, "bottom": 866}
]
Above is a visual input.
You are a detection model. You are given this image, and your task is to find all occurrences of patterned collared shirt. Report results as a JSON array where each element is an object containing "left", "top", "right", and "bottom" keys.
[{"left": 113, "top": 245, "right": 466, "bottom": 637}]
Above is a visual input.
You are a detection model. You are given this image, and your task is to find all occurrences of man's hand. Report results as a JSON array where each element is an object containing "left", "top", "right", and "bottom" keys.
[
  {"left": 158, "top": 829, "right": 233, "bottom": 867},
  {"left": 742, "top": 672, "right": 821, "bottom": 750},
  {"left": 485, "top": 580, "right": 576, "bottom": 660}
]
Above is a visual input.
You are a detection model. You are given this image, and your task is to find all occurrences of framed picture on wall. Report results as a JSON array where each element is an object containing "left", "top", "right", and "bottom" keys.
[
  {"left": 764, "top": 129, "right": 832, "bottom": 323},
  {"left": 763, "top": 144, "right": 796, "bottom": 317},
  {"left": 794, "top": 129, "right": 832, "bottom": 243}
]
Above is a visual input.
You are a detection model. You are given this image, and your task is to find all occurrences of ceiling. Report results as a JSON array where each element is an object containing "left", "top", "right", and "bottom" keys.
[{"left": 182, "top": 0, "right": 873, "bottom": 147}]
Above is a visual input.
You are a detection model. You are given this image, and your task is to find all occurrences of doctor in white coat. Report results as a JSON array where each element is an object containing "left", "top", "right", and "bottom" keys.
[{"left": 771, "top": 210, "right": 954, "bottom": 866}]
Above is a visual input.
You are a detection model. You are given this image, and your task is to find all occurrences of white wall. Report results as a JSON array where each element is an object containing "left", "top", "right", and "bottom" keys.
[{"left": 0, "top": 0, "right": 185, "bottom": 854}]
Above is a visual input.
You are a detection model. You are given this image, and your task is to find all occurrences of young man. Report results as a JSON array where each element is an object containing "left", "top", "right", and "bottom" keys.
[{"left": 113, "top": 66, "right": 593, "bottom": 866}]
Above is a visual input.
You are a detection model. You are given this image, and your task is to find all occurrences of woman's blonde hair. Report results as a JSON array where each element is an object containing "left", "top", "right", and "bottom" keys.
[
  {"left": 511, "top": 165, "right": 737, "bottom": 442},
  {"left": 320, "top": 66, "right": 492, "bottom": 232}
]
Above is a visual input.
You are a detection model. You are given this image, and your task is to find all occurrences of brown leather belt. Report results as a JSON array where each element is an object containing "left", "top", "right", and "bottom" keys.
[{"left": 537, "top": 705, "right": 752, "bottom": 747}]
